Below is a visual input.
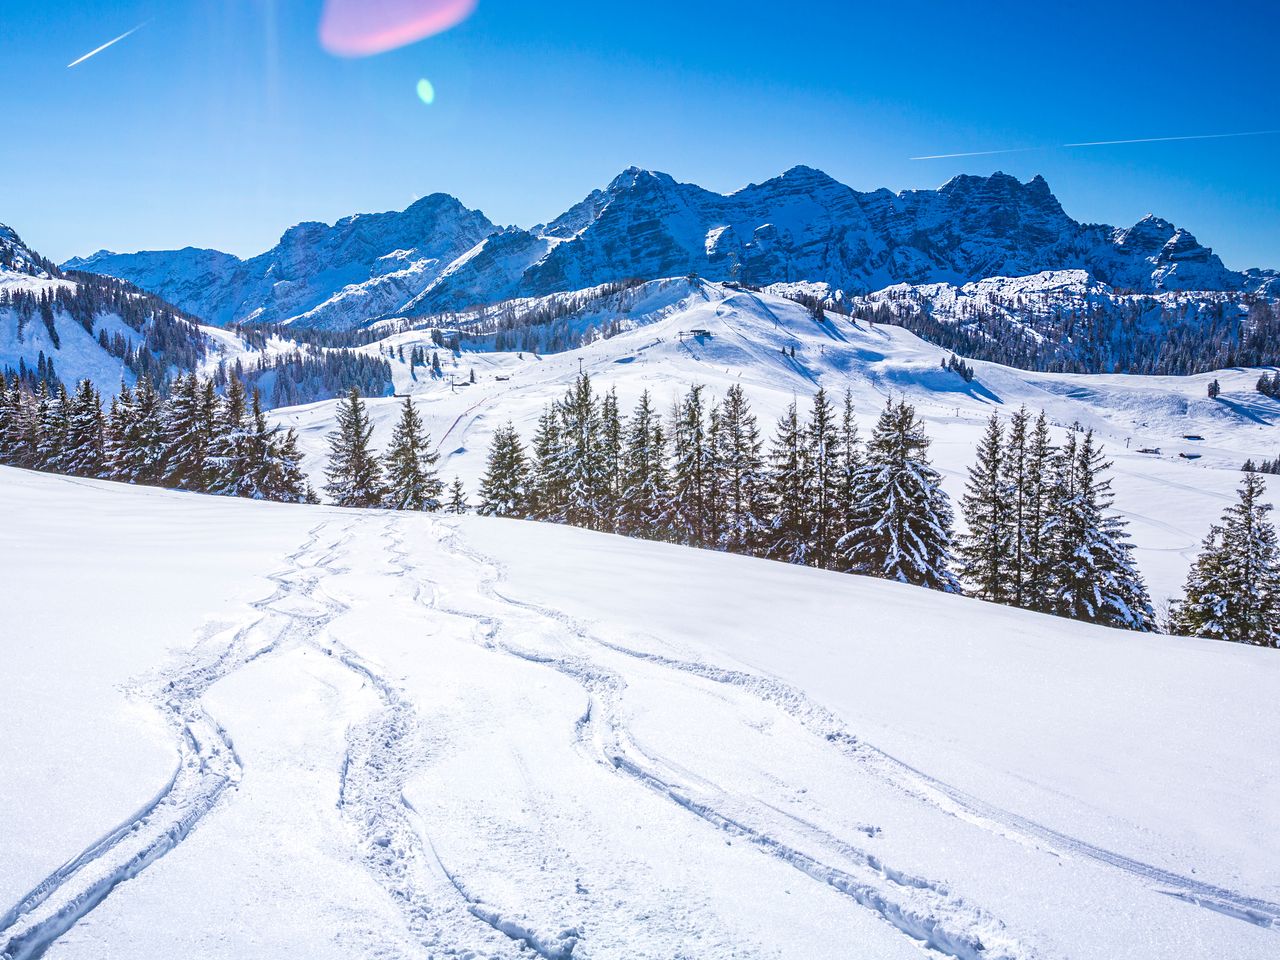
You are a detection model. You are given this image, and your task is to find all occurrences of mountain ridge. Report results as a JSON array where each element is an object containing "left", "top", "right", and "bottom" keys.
[{"left": 62, "top": 167, "right": 1279, "bottom": 331}]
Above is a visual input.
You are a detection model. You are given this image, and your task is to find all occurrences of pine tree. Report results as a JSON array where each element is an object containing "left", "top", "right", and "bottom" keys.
[
  {"left": 670, "top": 385, "right": 712, "bottom": 547},
  {"left": 1174, "top": 473, "right": 1280, "bottom": 646},
  {"left": 764, "top": 402, "right": 811, "bottom": 565},
  {"left": 63, "top": 379, "right": 105, "bottom": 478},
  {"left": 162, "top": 373, "right": 216, "bottom": 491},
  {"left": 34, "top": 383, "right": 68, "bottom": 472},
  {"left": 805, "top": 388, "right": 842, "bottom": 568},
  {"left": 110, "top": 377, "right": 165, "bottom": 484},
  {"left": 598, "top": 387, "right": 623, "bottom": 532},
  {"left": 999, "top": 407, "right": 1031, "bottom": 607},
  {"left": 1022, "top": 410, "right": 1056, "bottom": 611},
  {"left": 839, "top": 398, "right": 959, "bottom": 592},
  {"left": 958, "top": 414, "right": 1013, "bottom": 601},
  {"left": 530, "top": 404, "right": 568, "bottom": 521},
  {"left": 1045, "top": 429, "right": 1154, "bottom": 630},
  {"left": 447, "top": 476, "right": 468, "bottom": 514},
  {"left": 323, "top": 387, "right": 384, "bottom": 507},
  {"left": 382, "top": 397, "right": 443, "bottom": 511},
  {"left": 618, "top": 390, "right": 672, "bottom": 539},
  {"left": 715, "top": 384, "right": 768, "bottom": 554},
  {"left": 266, "top": 425, "right": 314, "bottom": 503},
  {"left": 834, "top": 390, "right": 863, "bottom": 560},
  {"left": 560, "top": 373, "right": 607, "bottom": 530},
  {"left": 478, "top": 421, "right": 531, "bottom": 517},
  {"left": 212, "top": 378, "right": 253, "bottom": 496}
]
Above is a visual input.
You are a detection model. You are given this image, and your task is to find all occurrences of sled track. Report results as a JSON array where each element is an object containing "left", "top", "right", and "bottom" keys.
[
  {"left": 435, "top": 524, "right": 1280, "bottom": 935},
  {"left": 0, "top": 520, "right": 353, "bottom": 960}
]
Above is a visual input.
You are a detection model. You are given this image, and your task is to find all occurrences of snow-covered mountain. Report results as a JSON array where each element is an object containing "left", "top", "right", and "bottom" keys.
[
  {"left": 1, "top": 224, "right": 213, "bottom": 392},
  {"left": 65, "top": 194, "right": 496, "bottom": 329},
  {"left": 65, "top": 168, "right": 1279, "bottom": 333}
]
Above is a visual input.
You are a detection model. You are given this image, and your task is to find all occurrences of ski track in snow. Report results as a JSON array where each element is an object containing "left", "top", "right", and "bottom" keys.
[
  {"left": 426, "top": 521, "right": 1280, "bottom": 939},
  {"left": 7, "top": 508, "right": 1276, "bottom": 959},
  {"left": 411, "top": 522, "right": 1037, "bottom": 960},
  {"left": 0, "top": 520, "right": 352, "bottom": 960}
]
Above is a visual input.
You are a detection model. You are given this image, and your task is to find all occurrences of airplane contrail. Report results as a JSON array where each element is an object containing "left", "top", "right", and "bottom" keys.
[
  {"left": 909, "top": 147, "right": 1041, "bottom": 161},
  {"left": 1063, "top": 130, "right": 1280, "bottom": 147},
  {"left": 67, "top": 21, "right": 150, "bottom": 68}
]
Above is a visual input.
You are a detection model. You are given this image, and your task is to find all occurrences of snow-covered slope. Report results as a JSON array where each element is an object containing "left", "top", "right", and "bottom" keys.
[
  {"left": 64, "top": 168, "right": 1279, "bottom": 332},
  {"left": 0, "top": 224, "right": 213, "bottom": 392},
  {"left": 2, "top": 465, "right": 1277, "bottom": 959},
  {"left": 269, "top": 279, "right": 1280, "bottom": 608}
]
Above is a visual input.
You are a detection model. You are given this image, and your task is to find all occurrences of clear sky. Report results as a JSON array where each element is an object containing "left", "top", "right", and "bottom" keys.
[{"left": 4, "top": 0, "right": 1277, "bottom": 269}]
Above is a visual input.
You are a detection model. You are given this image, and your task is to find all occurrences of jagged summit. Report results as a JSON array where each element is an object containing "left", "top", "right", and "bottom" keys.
[{"left": 61, "top": 167, "right": 1276, "bottom": 330}]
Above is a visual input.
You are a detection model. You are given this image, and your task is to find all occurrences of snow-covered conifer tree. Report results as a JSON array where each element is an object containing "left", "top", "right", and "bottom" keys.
[
  {"left": 765, "top": 402, "right": 811, "bottom": 565},
  {"left": 1045, "top": 429, "right": 1154, "bottom": 630},
  {"left": 805, "top": 387, "right": 842, "bottom": 568},
  {"left": 715, "top": 384, "right": 768, "bottom": 555},
  {"left": 62, "top": 379, "right": 105, "bottom": 478},
  {"left": 447, "top": 476, "right": 468, "bottom": 514},
  {"left": 382, "top": 396, "right": 443, "bottom": 511},
  {"left": 839, "top": 398, "right": 959, "bottom": 591},
  {"left": 323, "top": 387, "right": 384, "bottom": 507},
  {"left": 958, "top": 414, "right": 1013, "bottom": 601},
  {"left": 478, "top": 421, "right": 531, "bottom": 517},
  {"left": 1174, "top": 473, "right": 1280, "bottom": 646},
  {"left": 670, "top": 385, "right": 712, "bottom": 547},
  {"left": 618, "top": 390, "right": 672, "bottom": 540}
]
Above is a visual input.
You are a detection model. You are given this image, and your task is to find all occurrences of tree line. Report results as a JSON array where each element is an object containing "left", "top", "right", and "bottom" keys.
[{"left": 0, "top": 371, "right": 314, "bottom": 503}]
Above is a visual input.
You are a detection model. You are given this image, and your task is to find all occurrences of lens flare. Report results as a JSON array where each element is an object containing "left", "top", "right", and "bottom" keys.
[
  {"left": 416, "top": 78, "right": 436, "bottom": 105},
  {"left": 320, "top": 0, "right": 477, "bottom": 57}
]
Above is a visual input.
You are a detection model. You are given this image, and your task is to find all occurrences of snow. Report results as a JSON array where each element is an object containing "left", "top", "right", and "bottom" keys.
[
  {"left": 2, "top": 465, "right": 1278, "bottom": 959},
  {"left": 270, "top": 279, "right": 1280, "bottom": 608}
]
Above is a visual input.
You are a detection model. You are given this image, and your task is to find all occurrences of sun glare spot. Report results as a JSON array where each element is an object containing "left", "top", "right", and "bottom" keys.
[
  {"left": 416, "top": 78, "right": 436, "bottom": 105},
  {"left": 320, "top": 0, "right": 477, "bottom": 57}
]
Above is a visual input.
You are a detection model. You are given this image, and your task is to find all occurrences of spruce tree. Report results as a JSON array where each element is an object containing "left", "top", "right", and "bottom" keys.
[
  {"left": 111, "top": 377, "right": 165, "bottom": 485},
  {"left": 834, "top": 390, "right": 863, "bottom": 552},
  {"left": 63, "top": 379, "right": 105, "bottom": 478},
  {"left": 162, "top": 373, "right": 216, "bottom": 491},
  {"left": 447, "top": 476, "right": 468, "bottom": 514},
  {"left": 805, "top": 387, "right": 842, "bottom": 568},
  {"left": 598, "top": 387, "right": 624, "bottom": 533},
  {"left": 478, "top": 421, "right": 531, "bottom": 517},
  {"left": 212, "top": 378, "right": 252, "bottom": 496},
  {"left": 670, "top": 385, "right": 712, "bottom": 547},
  {"left": 560, "top": 373, "right": 606, "bottom": 530},
  {"left": 618, "top": 390, "right": 672, "bottom": 540},
  {"left": 1022, "top": 410, "right": 1056, "bottom": 611},
  {"left": 1046, "top": 429, "right": 1154, "bottom": 630},
  {"left": 1000, "top": 407, "right": 1032, "bottom": 608},
  {"left": 382, "top": 397, "right": 443, "bottom": 511},
  {"left": 764, "top": 402, "right": 811, "bottom": 565},
  {"left": 958, "top": 414, "right": 1013, "bottom": 601},
  {"left": 839, "top": 399, "right": 959, "bottom": 592},
  {"left": 324, "top": 387, "right": 384, "bottom": 507},
  {"left": 530, "top": 403, "right": 568, "bottom": 521},
  {"left": 715, "top": 384, "right": 768, "bottom": 555},
  {"left": 1174, "top": 473, "right": 1280, "bottom": 646}
]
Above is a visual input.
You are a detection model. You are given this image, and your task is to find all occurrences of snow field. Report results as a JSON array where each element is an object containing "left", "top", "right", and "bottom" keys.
[{"left": 4, "top": 467, "right": 1277, "bottom": 958}]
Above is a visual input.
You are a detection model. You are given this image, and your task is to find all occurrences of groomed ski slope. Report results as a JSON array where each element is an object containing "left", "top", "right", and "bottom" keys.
[
  {"left": 2, "top": 466, "right": 1278, "bottom": 959},
  {"left": 270, "top": 278, "right": 1280, "bottom": 607}
]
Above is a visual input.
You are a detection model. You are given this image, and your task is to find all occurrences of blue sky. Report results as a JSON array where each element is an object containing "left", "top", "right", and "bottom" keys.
[{"left": 3, "top": 0, "right": 1277, "bottom": 268}]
